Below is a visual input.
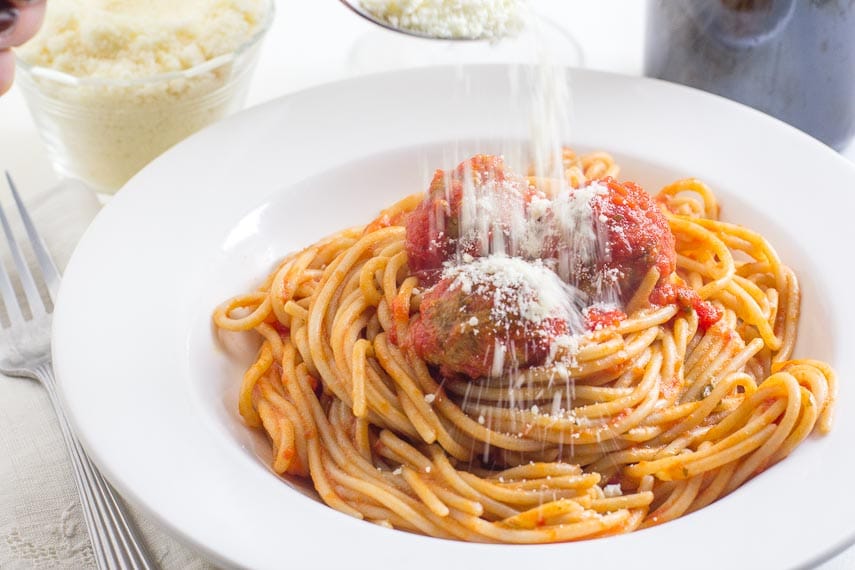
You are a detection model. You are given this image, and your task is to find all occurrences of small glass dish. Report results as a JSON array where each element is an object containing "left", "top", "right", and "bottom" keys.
[{"left": 15, "top": 0, "right": 275, "bottom": 194}]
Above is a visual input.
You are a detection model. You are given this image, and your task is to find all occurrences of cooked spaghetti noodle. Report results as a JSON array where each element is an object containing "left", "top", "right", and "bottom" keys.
[{"left": 213, "top": 150, "right": 835, "bottom": 542}]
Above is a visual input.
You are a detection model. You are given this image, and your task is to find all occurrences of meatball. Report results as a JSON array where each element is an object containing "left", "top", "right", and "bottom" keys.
[
  {"left": 405, "top": 256, "right": 579, "bottom": 380},
  {"left": 594, "top": 177, "right": 676, "bottom": 301},
  {"left": 544, "top": 177, "right": 676, "bottom": 304},
  {"left": 405, "top": 155, "right": 538, "bottom": 286}
]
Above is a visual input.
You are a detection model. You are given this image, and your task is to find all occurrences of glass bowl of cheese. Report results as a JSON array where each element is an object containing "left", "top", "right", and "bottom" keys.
[{"left": 15, "top": 0, "right": 274, "bottom": 194}]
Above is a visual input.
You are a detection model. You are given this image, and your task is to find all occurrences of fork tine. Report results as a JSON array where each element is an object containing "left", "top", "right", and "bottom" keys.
[
  {"left": 0, "top": 182, "right": 45, "bottom": 318},
  {"left": 0, "top": 243, "right": 23, "bottom": 324},
  {"left": 6, "top": 173, "right": 61, "bottom": 303}
]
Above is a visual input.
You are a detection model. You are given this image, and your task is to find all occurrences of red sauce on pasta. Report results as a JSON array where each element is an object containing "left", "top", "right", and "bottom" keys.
[
  {"left": 650, "top": 281, "right": 722, "bottom": 330},
  {"left": 584, "top": 306, "right": 627, "bottom": 330}
]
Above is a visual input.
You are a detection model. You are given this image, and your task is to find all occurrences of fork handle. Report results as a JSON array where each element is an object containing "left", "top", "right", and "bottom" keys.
[{"left": 36, "top": 362, "right": 157, "bottom": 570}]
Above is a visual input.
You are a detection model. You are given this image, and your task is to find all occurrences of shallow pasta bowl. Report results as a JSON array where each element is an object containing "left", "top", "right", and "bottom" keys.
[{"left": 52, "top": 65, "right": 855, "bottom": 569}]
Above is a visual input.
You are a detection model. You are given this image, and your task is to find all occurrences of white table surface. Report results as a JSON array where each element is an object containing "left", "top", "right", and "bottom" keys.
[{"left": 0, "top": 1, "right": 852, "bottom": 568}]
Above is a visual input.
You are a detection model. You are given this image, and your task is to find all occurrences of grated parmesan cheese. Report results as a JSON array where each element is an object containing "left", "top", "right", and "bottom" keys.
[
  {"left": 358, "top": 0, "right": 527, "bottom": 40},
  {"left": 19, "top": 0, "right": 267, "bottom": 78},
  {"left": 441, "top": 255, "right": 586, "bottom": 331}
]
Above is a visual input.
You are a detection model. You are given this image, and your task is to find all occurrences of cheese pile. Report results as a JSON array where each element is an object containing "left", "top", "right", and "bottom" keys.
[
  {"left": 359, "top": 0, "right": 527, "bottom": 40},
  {"left": 19, "top": 0, "right": 266, "bottom": 78}
]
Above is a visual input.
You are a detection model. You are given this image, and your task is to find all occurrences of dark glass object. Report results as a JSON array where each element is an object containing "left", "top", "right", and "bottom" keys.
[{"left": 645, "top": 0, "right": 855, "bottom": 150}]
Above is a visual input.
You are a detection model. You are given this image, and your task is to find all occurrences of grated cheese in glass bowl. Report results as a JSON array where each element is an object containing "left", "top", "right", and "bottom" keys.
[{"left": 15, "top": 0, "right": 275, "bottom": 194}]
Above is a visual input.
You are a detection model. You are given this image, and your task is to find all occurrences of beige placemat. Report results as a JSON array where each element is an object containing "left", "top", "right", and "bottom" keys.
[{"left": 0, "top": 180, "right": 215, "bottom": 569}]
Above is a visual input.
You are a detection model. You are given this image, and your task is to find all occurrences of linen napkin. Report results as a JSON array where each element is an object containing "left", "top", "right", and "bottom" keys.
[{"left": 0, "top": 179, "right": 214, "bottom": 569}]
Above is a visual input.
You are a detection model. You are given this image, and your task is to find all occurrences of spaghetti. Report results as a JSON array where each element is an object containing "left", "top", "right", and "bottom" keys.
[{"left": 213, "top": 150, "right": 835, "bottom": 542}]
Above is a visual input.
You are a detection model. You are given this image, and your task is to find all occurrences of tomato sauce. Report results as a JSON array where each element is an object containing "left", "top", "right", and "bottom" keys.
[
  {"left": 650, "top": 281, "right": 722, "bottom": 330},
  {"left": 584, "top": 306, "right": 627, "bottom": 331}
]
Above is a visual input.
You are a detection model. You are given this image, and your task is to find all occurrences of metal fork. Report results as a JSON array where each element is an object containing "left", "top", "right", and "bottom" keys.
[{"left": 0, "top": 173, "right": 155, "bottom": 570}]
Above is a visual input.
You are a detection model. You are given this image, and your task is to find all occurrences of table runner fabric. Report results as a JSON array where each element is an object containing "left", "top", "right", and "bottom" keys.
[{"left": 0, "top": 180, "right": 214, "bottom": 569}]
